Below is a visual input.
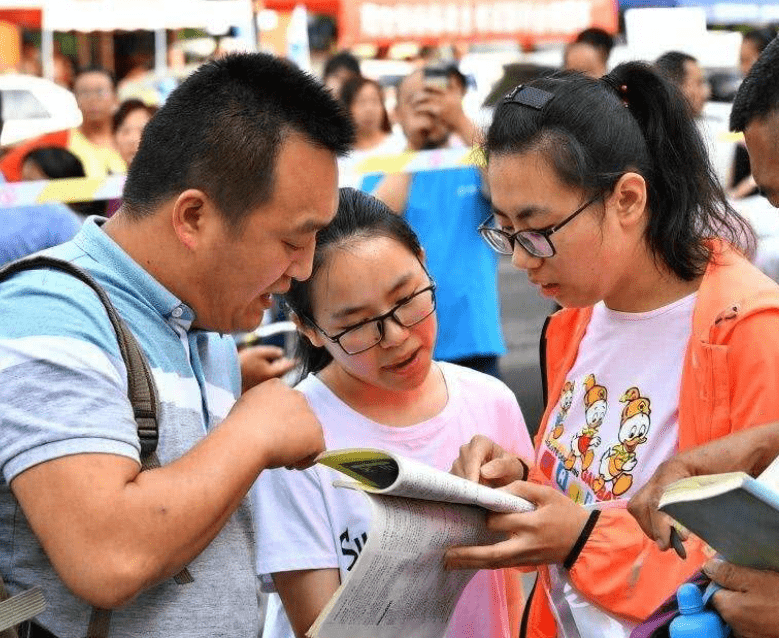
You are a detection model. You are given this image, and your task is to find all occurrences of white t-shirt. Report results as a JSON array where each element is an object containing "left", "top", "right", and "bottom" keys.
[
  {"left": 252, "top": 362, "right": 533, "bottom": 638},
  {"left": 537, "top": 293, "right": 696, "bottom": 638}
]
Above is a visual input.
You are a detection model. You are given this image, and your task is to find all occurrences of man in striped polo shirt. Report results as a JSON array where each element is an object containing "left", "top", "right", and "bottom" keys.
[{"left": 0, "top": 53, "right": 354, "bottom": 637}]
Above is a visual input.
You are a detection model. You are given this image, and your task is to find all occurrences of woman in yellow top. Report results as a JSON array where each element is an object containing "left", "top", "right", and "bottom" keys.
[{"left": 68, "top": 67, "right": 126, "bottom": 177}]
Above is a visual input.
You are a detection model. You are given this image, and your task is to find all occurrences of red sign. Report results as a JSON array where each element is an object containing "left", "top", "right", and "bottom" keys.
[
  {"left": 0, "top": 9, "right": 43, "bottom": 30},
  {"left": 338, "top": 0, "right": 618, "bottom": 46}
]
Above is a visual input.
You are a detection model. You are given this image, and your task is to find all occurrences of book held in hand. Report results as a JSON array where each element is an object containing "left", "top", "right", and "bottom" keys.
[
  {"left": 306, "top": 448, "right": 535, "bottom": 638},
  {"left": 658, "top": 456, "right": 779, "bottom": 570}
]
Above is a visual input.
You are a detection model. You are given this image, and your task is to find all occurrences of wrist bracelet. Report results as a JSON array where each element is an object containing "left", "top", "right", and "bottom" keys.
[
  {"left": 518, "top": 458, "right": 529, "bottom": 481},
  {"left": 563, "top": 510, "right": 601, "bottom": 570}
]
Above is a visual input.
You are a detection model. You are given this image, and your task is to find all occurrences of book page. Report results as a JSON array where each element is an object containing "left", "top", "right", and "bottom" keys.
[
  {"left": 758, "top": 454, "right": 779, "bottom": 491},
  {"left": 659, "top": 478, "right": 779, "bottom": 570},
  {"left": 308, "top": 494, "right": 505, "bottom": 638},
  {"left": 658, "top": 473, "right": 748, "bottom": 508},
  {"left": 377, "top": 455, "right": 534, "bottom": 513},
  {"left": 319, "top": 449, "right": 534, "bottom": 513}
]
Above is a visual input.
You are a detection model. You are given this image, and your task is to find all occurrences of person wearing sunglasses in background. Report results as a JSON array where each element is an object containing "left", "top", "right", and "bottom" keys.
[
  {"left": 252, "top": 188, "right": 534, "bottom": 638},
  {"left": 445, "top": 63, "right": 779, "bottom": 638}
]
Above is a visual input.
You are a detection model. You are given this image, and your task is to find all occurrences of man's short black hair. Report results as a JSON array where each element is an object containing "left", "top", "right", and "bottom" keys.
[
  {"left": 446, "top": 64, "right": 468, "bottom": 92},
  {"left": 323, "top": 51, "right": 361, "bottom": 79},
  {"left": 731, "top": 36, "right": 779, "bottom": 132},
  {"left": 575, "top": 27, "right": 614, "bottom": 63},
  {"left": 122, "top": 52, "right": 354, "bottom": 229},
  {"left": 654, "top": 51, "right": 697, "bottom": 87}
]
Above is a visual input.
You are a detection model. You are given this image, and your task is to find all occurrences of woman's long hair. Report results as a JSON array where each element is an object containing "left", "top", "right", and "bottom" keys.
[{"left": 341, "top": 76, "right": 392, "bottom": 135}]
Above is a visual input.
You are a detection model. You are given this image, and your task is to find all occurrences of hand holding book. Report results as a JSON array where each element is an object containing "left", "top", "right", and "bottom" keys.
[
  {"left": 628, "top": 421, "right": 779, "bottom": 552},
  {"left": 444, "top": 479, "right": 593, "bottom": 570}
]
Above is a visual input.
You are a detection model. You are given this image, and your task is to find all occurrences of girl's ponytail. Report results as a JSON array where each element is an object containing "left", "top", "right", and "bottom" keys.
[{"left": 604, "top": 62, "right": 754, "bottom": 279}]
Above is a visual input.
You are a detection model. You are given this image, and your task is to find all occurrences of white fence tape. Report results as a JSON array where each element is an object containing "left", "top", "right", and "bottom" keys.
[{"left": 0, "top": 148, "right": 484, "bottom": 208}]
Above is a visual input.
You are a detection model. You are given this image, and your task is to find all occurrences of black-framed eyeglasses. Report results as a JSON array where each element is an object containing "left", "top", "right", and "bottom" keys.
[
  {"left": 307, "top": 282, "right": 437, "bottom": 355},
  {"left": 478, "top": 194, "right": 602, "bottom": 258}
]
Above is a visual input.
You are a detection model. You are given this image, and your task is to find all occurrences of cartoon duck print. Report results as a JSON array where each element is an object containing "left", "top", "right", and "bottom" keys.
[
  {"left": 550, "top": 380, "right": 575, "bottom": 439},
  {"left": 564, "top": 374, "right": 606, "bottom": 471},
  {"left": 592, "top": 387, "right": 651, "bottom": 497}
]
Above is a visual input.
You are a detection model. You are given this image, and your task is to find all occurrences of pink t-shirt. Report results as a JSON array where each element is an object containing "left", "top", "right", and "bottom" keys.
[{"left": 253, "top": 361, "right": 533, "bottom": 638}]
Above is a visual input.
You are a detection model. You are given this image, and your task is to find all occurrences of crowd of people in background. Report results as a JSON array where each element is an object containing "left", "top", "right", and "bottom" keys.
[
  {"left": 0, "top": 65, "right": 160, "bottom": 266},
  {"left": 2, "top": 22, "right": 779, "bottom": 638},
  {"left": 1, "top": 25, "right": 775, "bottom": 286}
]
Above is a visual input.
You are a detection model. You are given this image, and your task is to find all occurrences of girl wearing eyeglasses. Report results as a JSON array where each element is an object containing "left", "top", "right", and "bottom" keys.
[
  {"left": 252, "top": 187, "right": 533, "bottom": 638},
  {"left": 447, "top": 62, "right": 779, "bottom": 638}
]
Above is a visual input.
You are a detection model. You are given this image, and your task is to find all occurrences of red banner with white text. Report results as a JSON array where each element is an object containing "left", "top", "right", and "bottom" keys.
[{"left": 337, "top": 0, "right": 618, "bottom": 47}]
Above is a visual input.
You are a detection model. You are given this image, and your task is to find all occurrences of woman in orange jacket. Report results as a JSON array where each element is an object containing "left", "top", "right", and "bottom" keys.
[{"left": 444, "top": 61, "right": 779, "bottom": 638}]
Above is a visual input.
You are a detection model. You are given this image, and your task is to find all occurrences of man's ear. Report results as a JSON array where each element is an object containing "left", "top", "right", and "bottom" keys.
[
  {"left": 171, "top": 189, "right": 214, "bottom": 251},
  {"left": 290, "top": 311, "right": 325, "bottom": 348},
  {"left": 607, "top": 172, "right": 647, "bottom": 229}
]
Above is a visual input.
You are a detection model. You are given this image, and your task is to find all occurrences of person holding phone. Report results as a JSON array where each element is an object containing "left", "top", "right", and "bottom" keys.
[{"left": 365, "top": 68, "right": 506, "bottom": 379}]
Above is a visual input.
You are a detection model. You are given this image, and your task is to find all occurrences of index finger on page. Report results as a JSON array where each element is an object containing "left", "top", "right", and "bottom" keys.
[
  {"left": 455, "top": 436, "right": 496, "bottom": 482},
  {"left": 480, "top": 456, "right": 527, "bottom": 486}
]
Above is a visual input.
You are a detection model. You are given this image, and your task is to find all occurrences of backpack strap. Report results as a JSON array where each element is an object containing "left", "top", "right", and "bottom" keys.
[
  {"left": 0, "top": 256, "right": 160, "bottom": 462},
  {"left": 0, "top": 580, "right": 45, "bottom": 637},
  {"left": 0, "top": 256, "right": 192, "bottom": 638}
]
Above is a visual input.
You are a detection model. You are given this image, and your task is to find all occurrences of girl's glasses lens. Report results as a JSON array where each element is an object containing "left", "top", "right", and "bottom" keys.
[
  {"left": 395, "top": 290, "right": 435, "bottom": 325},
  {"left": 517, "top": 232, "right": 554, "bottom": 258},
  {"left": 481, "top": 229, "right": 512, "bottom": 255},
  {"left": 340, "top": 324, "right": 381, "bottom": 354}
]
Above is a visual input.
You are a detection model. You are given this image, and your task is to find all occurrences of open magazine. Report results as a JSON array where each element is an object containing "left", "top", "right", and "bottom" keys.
[
  {"left": 658, "top": 455, "right": 779, "bottom": 570},
  {"left": 306, "top": 448, "right": 534, "bottom": 638}
]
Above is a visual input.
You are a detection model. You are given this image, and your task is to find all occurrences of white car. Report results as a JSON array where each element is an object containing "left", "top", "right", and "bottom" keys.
[{"left": 0, "top": 74, "right": 82, "bottom": 147}]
